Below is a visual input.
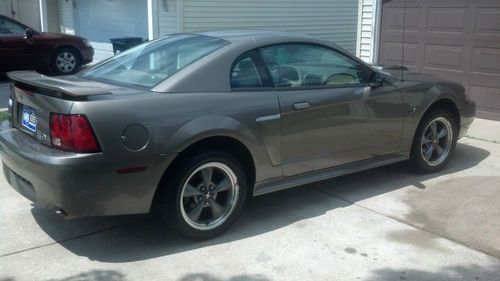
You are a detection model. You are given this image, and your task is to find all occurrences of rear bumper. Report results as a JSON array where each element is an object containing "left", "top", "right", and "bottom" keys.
[
  {"left": 0, "top": 126, "right": 173, "bottom": 217},
  {"left": 458, "top": 100, "right": 476, "bottom": 139}
]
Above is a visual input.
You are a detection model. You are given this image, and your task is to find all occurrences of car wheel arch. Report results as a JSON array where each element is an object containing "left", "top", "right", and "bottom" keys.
[
  {"left": 418, "top": 94, "right": 461, "bottom": 130},
  {"left": 410, "top": 97, "right": 461, "bottom": 152},
  {"left": 151, "top": 135, "right": 257, "bottom": 213}
]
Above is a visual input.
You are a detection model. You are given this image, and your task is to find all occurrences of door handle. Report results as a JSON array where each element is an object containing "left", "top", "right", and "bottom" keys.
[{"left": 293, "top": 102, "right": 311, "bottom": 111}]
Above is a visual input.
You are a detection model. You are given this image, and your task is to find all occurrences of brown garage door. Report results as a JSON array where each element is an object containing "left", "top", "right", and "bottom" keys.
[{"left": 379, "top": 0, "right": 500, "bottom": 120}]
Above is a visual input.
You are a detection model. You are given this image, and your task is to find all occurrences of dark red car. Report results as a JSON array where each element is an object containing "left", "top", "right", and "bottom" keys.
[{"left": 0, "top": 15, "right": 93, "bottom": 74}]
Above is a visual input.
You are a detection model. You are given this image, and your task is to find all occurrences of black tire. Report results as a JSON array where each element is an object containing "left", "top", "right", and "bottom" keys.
[
  {"left": 51, "top": 48, "right": 81, "bottom": 75},
  {"left": 158, "top": 151, "right": 247, "bottom": 240},
  {"left": 410, "top": 109, "right": 458, "bottom": 173}
]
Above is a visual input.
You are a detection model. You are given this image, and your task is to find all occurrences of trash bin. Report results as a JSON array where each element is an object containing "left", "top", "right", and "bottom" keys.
[{"left": 109, "top": 37, "right": 145, "bottom": 54}]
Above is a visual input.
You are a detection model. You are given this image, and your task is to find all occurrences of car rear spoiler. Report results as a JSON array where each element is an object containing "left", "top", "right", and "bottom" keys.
[{"left": 7, "top": 71, "right": 111, "bottom": 98}]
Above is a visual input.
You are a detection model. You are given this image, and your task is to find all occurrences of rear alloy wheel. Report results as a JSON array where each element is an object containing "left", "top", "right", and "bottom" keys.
[
  {"left": 162, "top": 151, "right": 247, "bottom": 240},
  {"left": 411, "top": 109, "right": 457, "bottom": 173},
  {"left": 52, "top": 48, "right": 81, "bottom": 75},
  {"left": 180, "top": 162, "right": 239, "bottom": 231}
]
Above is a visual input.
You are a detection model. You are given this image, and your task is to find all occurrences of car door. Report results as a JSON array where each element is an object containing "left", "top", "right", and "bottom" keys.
[
  {"left": 259, "top": 43, "right": 404, "bottom": 177},
  {"left": 0, "top": 16, "right": 31, "bottom": 72},
  {"left": 230, "top": 50, "right": 283, "bottom": 176}
]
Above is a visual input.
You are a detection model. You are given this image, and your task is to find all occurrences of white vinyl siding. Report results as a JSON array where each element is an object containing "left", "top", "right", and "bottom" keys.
[
  {"left": 164, "top": 0, "right": 358, "bottom": 54},
  {"left": 356, "top": 0, "right": 378, "bottom": 62},
  {"left": 157, "top": 0, "right": 177, "bottom": 36},
  {"left": 59, "top": 0, "right": 74, "bottom": 35}
]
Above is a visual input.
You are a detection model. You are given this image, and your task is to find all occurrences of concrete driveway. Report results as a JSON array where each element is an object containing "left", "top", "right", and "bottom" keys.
[{"left": 1, "top": 124, "right": 499, "bottom": 281}]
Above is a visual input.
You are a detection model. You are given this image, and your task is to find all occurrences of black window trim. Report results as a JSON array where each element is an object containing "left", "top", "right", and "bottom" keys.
[{"left": 230, "top": 50, "right": 274, "bottom": 91}]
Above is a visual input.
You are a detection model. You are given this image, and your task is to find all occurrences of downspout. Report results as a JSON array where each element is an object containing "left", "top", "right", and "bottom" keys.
[
  {"left": 39, "top": 0, "right": 48, "bottom": 32},
  {"left": 147, "top": 0, "right": 159, "bottom": 40},
  {"left": 372, "top": 0, "right": 382, "bottom": 64}
]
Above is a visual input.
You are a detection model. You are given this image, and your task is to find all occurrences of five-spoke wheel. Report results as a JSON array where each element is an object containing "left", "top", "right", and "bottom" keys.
[
  {"left": 160, "top": 151, "right": 247, "bottom": 240},
  {"left": 180, "top": 162, "right": 239, "bottom": 231},
  {"left": 420, "top": 117, "right": 453, "bottom": 166},
  {"left": 411, "top": 109, "right": 457, "bottom": 173}
]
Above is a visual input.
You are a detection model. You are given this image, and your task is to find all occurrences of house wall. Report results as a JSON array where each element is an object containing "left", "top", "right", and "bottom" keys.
[
  {"left": 57, "top": 0, "right": 369, "bottom": 62},
  {"left": 157, "top": 0, "right": 177, "bottom": 36},
  {"left": 357, "top": 0, "right": 378, "bottom": 63},
  {"left": 39, "top": 0, "right": 61, "bottom": 33},
  {"left": 59, "top": 0, "right": 74, "bottom": 34},
  {"left": 158, "top": 0, "right": 359, "bottom": 54},
  {"left": 0, "top": 0, "right": 41, "bottom": 30}
]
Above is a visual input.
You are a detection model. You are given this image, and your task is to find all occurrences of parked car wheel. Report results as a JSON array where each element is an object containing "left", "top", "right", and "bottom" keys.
[
  {"left": 51, "top": 48, "right": 81, "bottom": 75},
  {"left": 160, "top": 151, "right": 247, "bottom": 240},
  {"left": 410, "top": 109, "right": 458, "bottom": 173}
]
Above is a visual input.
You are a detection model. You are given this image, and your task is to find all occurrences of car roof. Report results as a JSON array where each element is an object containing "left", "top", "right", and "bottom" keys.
[
  {"left": 152, "top": 30, "right": 355, "bottom": 93},
  {"left": 196, "top": 30, "right": 317, "bottom": 41},
  {"left": 193, "top": 30, "right": 325, "bottom": 48}
]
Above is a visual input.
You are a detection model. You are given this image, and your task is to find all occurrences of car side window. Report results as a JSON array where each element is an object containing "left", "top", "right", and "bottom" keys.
[
  {"left": 231, "top": 55, "right": 263, "bottom": 88},
  {"left": 0, "top": 18, "right": 25, "bottom": 35},
  {"left": 260, "top": 44, "right": 368, "bottom": 88}
]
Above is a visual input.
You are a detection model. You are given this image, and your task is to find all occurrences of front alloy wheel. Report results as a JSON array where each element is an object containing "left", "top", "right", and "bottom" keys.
[
  {"left": 420, "top": 117, "right": 453, "bottom": 167},
  {"left": 411, "top": 109, "right": 457, "bottom": 173}
]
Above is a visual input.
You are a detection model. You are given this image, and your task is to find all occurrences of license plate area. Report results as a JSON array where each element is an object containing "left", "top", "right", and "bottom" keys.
[{"left": 21, "top": 105, "right": 37, "bottom": 133}]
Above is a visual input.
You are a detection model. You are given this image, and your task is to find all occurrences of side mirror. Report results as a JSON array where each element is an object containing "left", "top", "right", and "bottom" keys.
[
  {"left": 24, "top": 28, "right": 34, "bottom": 38},
  {"left": 368, "top": 73, "right": 383, "bottom": 88}
]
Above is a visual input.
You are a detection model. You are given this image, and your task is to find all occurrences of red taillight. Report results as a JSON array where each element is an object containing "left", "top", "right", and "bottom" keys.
[{"left": 50, "top": 113, "right": 100, "bottom": 153}]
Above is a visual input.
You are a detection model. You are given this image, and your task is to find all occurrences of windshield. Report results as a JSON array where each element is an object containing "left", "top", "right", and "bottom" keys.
[{"left": 81, "top": 34, "right": 229, "bottom": 88}]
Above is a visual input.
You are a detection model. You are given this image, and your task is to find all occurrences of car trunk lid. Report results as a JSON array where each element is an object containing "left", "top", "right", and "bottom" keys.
[{"left": 7, "top": 71, "right": 116, "bottom": 147}]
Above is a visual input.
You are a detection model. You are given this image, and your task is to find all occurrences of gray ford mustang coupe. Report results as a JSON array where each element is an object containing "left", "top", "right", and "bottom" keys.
[{"left": 0, "top": 31, "right": 475, "bottom": 239}]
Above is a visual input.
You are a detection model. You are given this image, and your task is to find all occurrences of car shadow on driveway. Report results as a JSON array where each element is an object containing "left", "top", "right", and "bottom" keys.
[{"left": 30, "top": 142, "right": 491, "bottom": 263}]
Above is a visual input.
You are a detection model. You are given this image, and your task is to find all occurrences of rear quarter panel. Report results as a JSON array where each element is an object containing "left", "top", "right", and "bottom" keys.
[{"left": 70, "top": 90, "right": 282, "bottom": 182}]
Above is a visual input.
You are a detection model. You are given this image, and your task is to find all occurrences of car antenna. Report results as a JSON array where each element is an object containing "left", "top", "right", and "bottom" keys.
[{"left": 401, "top": 0, "right": 406, "bottom": 81}]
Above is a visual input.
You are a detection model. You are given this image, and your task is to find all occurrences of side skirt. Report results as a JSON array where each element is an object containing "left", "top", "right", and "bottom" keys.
[{"left": 253, "top": 153, "right": 409, "bottom": 196}]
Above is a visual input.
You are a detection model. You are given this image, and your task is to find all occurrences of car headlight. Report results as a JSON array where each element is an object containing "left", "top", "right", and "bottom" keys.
[{"left": 83, "top": 39, "right": 91, "bottom": 47}]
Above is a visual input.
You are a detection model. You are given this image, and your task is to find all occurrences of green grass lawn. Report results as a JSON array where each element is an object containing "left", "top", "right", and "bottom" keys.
[{"left": 0, "top": 111, "right": 10, "bottom": 122}]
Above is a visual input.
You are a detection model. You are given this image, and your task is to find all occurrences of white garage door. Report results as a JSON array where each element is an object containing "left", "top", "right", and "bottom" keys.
[
  {"left": 180, "top": 0, "right": 359, "bottom": 54},
  {"left": 76, "top": 0, "right": 148, "bottom": 43},
  {"left": 0, "top": 0, "right": 41, "bottom": 30}
]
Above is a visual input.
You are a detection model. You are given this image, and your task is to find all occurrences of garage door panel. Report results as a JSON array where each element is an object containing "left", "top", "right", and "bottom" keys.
[
  {"left": 475, "top": 8, "right": 500, "bottom": 36},
  {"left": 422, "top": 68, "right": 466, "bottom": 84},
  {"left": 380, "top": 42, "right": 419, "bottom": 68},
  {"left": 424, "top": 44, "right": 464, "bottom": 69},
  {"left": 427, "top": 7, "right": 468, "bottom": 33},
  {"left": 470, "top": 85, "right": 500, "bottom": 113},
  {"left": 380, "top": 0, "right": 500, "bottom": 119},
  {"left": 382, "top": 7, "right": 421, "bottom": 34},
  {"left": 76, "top": 0, "right": 148, "bottom": 43},
  {"left": 471, "top": 48, "right": 500, "bottom": 75}
]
